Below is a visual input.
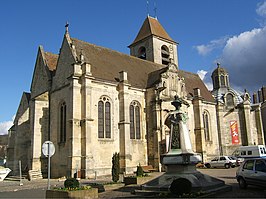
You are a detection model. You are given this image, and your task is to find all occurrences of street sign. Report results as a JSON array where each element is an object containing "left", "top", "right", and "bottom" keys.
[{"left": 42, "top": 141, "right": 55, "bottom": 157}]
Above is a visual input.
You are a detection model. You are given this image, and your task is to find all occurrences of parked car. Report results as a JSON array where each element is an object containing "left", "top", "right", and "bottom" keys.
[
  {"left": 205, "top": 156, "right": 236, "bottom": 169},
  {"left": 236, "top": 158, "right": 266, "bottom": 189}
]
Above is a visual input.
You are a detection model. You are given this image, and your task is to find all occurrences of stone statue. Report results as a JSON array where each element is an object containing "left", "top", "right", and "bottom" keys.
[{"left": 165, "top": 95, "right": 194, "bottom": 155}]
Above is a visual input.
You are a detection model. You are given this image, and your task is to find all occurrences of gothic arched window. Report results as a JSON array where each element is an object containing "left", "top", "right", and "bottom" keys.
[
  {"left": 98, "top": 96, "right": 111, "bottom": 139},
  {"left": 203, "top": 111, "right": 211, "bottom": 141},
  {"left": 59, "top": 102, "right": 67, "bottom": 143},
  {"left": 161, "top": 45, "right": 170, "bottom": 65},
  {"left": 138, "top": 47, "right": 146, "bottom": 60},
  {"left": 130, "top": 101, "right": 141, "bottom": 139}
]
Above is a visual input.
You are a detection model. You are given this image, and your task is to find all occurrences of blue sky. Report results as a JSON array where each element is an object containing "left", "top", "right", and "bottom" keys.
[{"left": 1, "top": 0, "right": 266, "bottom": 134}]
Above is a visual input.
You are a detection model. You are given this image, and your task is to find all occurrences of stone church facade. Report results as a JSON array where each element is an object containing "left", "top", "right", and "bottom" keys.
[{"left": 7, "top": 16, "right": 264, "bottom": 179}]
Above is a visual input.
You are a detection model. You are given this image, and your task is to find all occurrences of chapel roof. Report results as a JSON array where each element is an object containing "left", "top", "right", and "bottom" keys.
[
  {"left": 130, "top": 16, "right": 176, "bottom": 46},
  {"left": 71, "top": 38, "right": 214, "bottom": 102},
  {"left": 44, "top": 52, "right": 58, "bottom": 71},
  {"left": 211, "top": 63, "right": 228, "bottom": 78}
]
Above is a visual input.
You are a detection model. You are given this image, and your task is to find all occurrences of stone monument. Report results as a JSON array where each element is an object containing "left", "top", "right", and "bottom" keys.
[{"left": 139, "top": 96, "right": 231, "bottom": 196}]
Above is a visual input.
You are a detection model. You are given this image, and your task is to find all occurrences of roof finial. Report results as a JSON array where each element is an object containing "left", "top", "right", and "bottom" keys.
[
  {"left": 65, "top": 21, "right": 69, "bottom": 33},
  {"left": 146, "top": 0, "right": 150, "bottom": 17},
  {"left": 217, "top": 62, "right": 221, "bottom": 68}
]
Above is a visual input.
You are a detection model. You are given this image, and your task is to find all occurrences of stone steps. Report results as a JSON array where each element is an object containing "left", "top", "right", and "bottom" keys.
[{"left": 28, "top": 170, "right": 43, "bottom": 180}]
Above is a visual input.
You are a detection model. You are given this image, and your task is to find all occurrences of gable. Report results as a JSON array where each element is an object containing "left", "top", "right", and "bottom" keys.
[
  {"left": 14, "top": 92, "right": 31, "bottom": 124},
  {"left": 52, "top": 34, "right": 76, "bottom": 90},
  {"left": 30, "top": 46, "right": 53, "bottom": 98}
]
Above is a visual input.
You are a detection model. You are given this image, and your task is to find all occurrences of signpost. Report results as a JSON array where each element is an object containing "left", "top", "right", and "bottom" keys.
[{"left": 42, "top": 141, "right": 55, "bottom": 190}]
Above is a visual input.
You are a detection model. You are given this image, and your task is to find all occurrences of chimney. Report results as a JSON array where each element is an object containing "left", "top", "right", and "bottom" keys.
[
  {"left": 262, "top": 86, "right": 266, "bottom": 102},
  {"left": 253, "top": 93, "right": 258, "bottom": 104},
  {"left": 119, "top": 71, "right": 128, "bottom": 83},
  {"left": 258, "top": 90, "right": 263, "bottom": 103},
  {"left": 193, "top": 88, "right": 201, "bottom": 97}
]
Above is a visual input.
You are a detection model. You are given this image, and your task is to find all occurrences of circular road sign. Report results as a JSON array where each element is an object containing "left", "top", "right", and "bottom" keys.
[{"left": 42, "top": 141, "right": 55, "bottom": 157}]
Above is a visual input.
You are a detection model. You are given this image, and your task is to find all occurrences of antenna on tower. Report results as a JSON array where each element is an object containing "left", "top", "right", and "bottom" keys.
[
  {"left": 146, "top": 0, "right": 150, "bottom": 16},
  {"left": 154, "top": 0, "right": 157, "bottom": 19}
]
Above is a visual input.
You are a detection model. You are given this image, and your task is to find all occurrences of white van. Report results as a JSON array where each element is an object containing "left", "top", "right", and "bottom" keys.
[{"left": 233, "top": 145, "right": 266, "bottom": 159}]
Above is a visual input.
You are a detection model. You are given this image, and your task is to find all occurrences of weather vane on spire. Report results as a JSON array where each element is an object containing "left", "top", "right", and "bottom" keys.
[
  {"left": 154, "top": 0, "right": 157, "bottom": 19},
  {"left": 146, "top": 0, "right": 150, "bottom": 16},
  {"left": 65, "top": 21, "right": 69, "bottom": 33}
]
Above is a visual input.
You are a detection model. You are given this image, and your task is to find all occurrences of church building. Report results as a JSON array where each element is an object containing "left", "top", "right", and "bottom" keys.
[{"left": 7, "top": 16, "right": 264, "bottom": 179}]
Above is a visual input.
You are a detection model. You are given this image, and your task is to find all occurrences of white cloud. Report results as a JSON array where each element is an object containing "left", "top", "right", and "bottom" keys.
[
  {"left": 197, "top": 70, "right": 213, "bottom": 91},
  {"left": 220, "top": 26, "right": 266, "bottom": 92},
  {"left": 0, "top": 120, "right": 13, "bottom": 135},
  {"left": 256, "top": 1, "right": 266, "bottom": 17},
  {"left": 197, "top": 70, "right": 207, "bottom": 80},
  {"left": 194, "top": 36, "right": 229, "bottom": 56}
]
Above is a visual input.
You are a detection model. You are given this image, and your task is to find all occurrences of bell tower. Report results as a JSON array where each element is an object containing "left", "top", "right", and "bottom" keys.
[{"left": 129, "top": 16, "right": 179, "bottom": 67}]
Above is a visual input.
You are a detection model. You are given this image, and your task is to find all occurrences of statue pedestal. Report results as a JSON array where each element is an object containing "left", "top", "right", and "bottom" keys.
[{"left": 139, "top": 153, "right": 231, "bottom": 196}]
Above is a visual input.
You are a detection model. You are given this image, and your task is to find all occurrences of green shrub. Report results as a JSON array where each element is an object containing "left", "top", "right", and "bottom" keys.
[
  {"left": 64, "top": 178, "right": 80, "bottom": 189},
  {"left": 136, "top": 163, "right": 144, "bottom": 177},
  {"left": 112, "top": 152, "right": 120, "bottom": 182}
]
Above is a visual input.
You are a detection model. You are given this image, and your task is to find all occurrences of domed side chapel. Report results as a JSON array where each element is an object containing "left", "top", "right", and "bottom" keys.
[{"left": 7, "top": 16, "right": 264, "bottom": 179}]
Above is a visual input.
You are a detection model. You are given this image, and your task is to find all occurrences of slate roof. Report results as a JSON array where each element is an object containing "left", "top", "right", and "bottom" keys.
[
  {"left": 130, "top": 16, "right": 176, "bottom": 46},
  {"left": 24, "top": 92, "right": 31, "bottom": 103},
  {"left": 72, "top": 38, "right": 214, "bottom": 102},
  {"left": 44, "top": 52, "right": 58, "bottom": 71}
]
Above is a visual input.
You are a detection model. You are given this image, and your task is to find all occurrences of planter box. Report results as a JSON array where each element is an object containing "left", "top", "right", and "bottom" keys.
[
  {"left": 124, "top": 176, "right": 148, "bottom": 185},
  {"left": 46, "top": 188, "right": 98, "bottom": 199}
]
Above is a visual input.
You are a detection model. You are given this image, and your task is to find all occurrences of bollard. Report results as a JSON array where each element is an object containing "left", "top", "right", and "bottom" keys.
[
  {"left": 19, "top": 160, "right": 23, "bottom": 186},
  {"left": 94, "top": 171, "right": 97, "bottom": 180}
]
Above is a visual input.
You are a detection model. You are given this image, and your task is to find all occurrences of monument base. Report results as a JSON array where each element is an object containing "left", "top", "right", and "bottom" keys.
[{"left": 137, "top": 162, "right": 231, "bottom": 197}]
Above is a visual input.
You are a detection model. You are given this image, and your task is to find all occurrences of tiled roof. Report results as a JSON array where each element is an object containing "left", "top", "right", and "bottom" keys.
[
  {"left": 71, "top": 38, "right": 214, "bottom": 102},
  {"left": 72, "top": 38, "right": 164, "bottom": 88},
  {"left": 130, "top": 16, "right": 176, "bottom": 46},
  {"left": 44, "top": 52, "right": 58, "bottom": 71},
  {"left": 178, "top": 70, "right": 215, "bottom": 103}
]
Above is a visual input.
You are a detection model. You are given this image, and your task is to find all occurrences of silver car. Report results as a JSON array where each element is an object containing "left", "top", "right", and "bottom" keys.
[
  {"left": 205, "top": 156, "right": 236, "bottom": 169},
  {"left": 236, "top": 158, "right": 266, "bottom": 189}
]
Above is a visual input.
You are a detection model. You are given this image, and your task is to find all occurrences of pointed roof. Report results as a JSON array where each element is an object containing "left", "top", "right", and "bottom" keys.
[
  {"left": 44, "top": 52, "right": 58, "bottom": 71},
  {"left": 211, "top": 63, "right": 228, "bottom": 78},
  {"left": 130, "top": 16, "right": 176, "bottom": 46}
]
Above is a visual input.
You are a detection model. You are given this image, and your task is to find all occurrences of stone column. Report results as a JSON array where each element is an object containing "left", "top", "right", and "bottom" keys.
[
  {"left": 69, "top": 64, "right": 82, "bottom": 177},
  {"left": 254, "top": 104, "right": 265, "bottom": 144},
  {"left": 192, "top": 88, "right": 206, "bottom": 161},
  {"left": 243, "top": 99, "right": 253, "bottom": 145},
  {"left": 117, "top": 71, "right": 131, "bottom": 174},
  {"left": 80, "top": 63, "right": 95, "bottom": 178},
  {"left": 216, "top": 102, "right": 224, "bottom": 155},
  {"left": 30, "top": 95, "right": 49, "bottom": 178}
]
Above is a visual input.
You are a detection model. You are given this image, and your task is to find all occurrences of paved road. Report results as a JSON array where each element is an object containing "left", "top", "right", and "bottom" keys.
[
  {"left": 0, "top": 168, "right": 265, "bottom": 198},
  {"left": 199, "top": 167, "right": 266, "bottom": 198}
]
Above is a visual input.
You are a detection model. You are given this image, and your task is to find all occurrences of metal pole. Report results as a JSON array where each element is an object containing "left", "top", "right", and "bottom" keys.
[
  {"left": 47, "top": 142, "right": 51, "bottom": 190},
  {"left": 19, "top": 160, "right": 23, "bottom": 186}
]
